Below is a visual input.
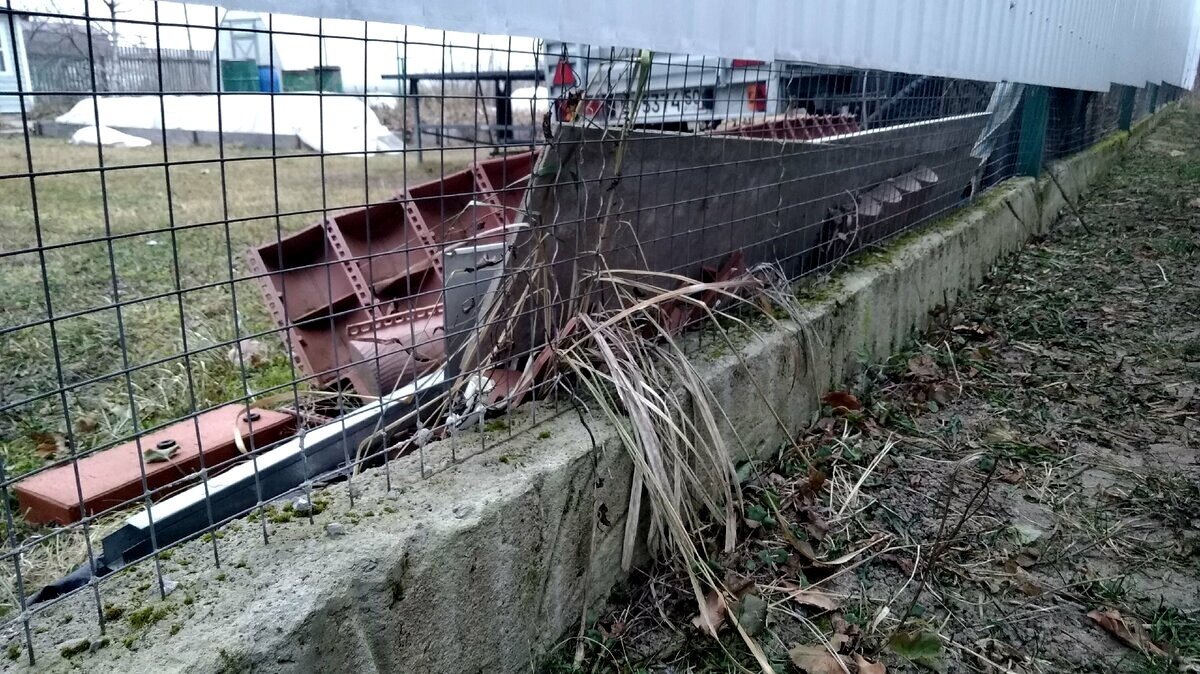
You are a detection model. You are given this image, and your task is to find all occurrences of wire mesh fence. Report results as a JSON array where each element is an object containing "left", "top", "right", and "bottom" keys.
[{"left": 0, "top": 0, "right": 1190, "bottom": 662}]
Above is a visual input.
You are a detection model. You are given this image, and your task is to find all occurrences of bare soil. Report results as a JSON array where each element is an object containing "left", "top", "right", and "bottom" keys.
[{"left": 547, "top": 106, "right": 1200, "bottom": 673}]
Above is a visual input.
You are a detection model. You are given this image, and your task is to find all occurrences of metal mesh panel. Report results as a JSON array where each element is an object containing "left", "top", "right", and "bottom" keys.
[{"left": 0, "top": 1, "right": 1189, "bottom": 662}]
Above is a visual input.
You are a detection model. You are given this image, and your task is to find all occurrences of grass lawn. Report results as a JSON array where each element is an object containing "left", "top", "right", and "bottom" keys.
[{"left": 0, "top": 137, "right": 475, "bottom": 482}]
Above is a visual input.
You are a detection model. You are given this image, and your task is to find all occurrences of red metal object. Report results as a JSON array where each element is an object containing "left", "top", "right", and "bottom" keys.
[
  {"left": 249, "top": 151, "right": 540, "bottom": 397},
  {"left": 324, "top": 198, "right": 441, "bottom": 311},
  {"left": 746, "top": 83, "right": 769, "bottom": 112},
  {"left": 345, "top": 304, "right": 447, "bottom": 397},
  {"left": 552, "top": 58, "right": 577, "bottom": 87},
  {"left": 247, "top": 224, "right": 373, "bottom": 325},
  {"left": 14, "top": 405, "right": 296, "bottom": 526},
  {"left": 714, "top": 113, "right": 860, "bottom": 141},
  {"left": 472, "top": 150, "right": 538, "bottom": 219}
]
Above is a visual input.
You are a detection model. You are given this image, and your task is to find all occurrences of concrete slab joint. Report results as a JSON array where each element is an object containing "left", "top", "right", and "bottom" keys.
[{"left": 12, "top": 103, "right": 1177, "bottom": 674}]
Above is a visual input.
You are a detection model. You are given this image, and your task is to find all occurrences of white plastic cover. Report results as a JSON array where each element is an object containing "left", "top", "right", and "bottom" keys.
[
  {"left": 57, "top": 94, "right": 404, "bottom": 154},
  {"left": 69, "top": 125, "right": 154, "bottom": 148}
]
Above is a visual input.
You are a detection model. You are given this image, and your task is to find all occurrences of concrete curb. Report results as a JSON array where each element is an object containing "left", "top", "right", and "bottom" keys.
[{"left": 9, "top": 104, "right": 1177, "bottom": 674}]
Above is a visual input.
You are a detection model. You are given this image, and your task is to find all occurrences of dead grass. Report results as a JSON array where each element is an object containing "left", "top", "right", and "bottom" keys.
[{"left": 547, "top": 104, "right": 1200, "bottom": 673}]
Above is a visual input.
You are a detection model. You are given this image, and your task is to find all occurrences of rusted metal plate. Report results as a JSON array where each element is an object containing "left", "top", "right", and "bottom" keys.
[
  {"left": 345, "top": 305, "right": 446, "bottom": 397},
  {"left": 714, "top": 113, "right": 860, "bottom": 141},
  {"left": 247, "top": 150, "right": 539, "bottom": 397},
  {"left": 14, "top": 405, "right": 296, "bottom": 526}
]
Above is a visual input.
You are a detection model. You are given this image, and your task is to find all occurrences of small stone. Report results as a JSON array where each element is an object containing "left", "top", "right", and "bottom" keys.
[
  {"left": 452, "top": 504, "right": 474, "bottom": 519},
  {"left": 162, "top": 578, "right": 179, "bottom": 596},
  {"left": 227, "top": 339, "right": 267, "bottom": 368},
  {"left": 57, "top": 638, "right": 89, "bottom": 658},
  {"left": 325, "top": 522, "right": 347, "bottom": 537},
  {"left": 1169, "top": 149, "right": 1186, "bottom": 157},
  {"left": 88, "top": 639, "right": 108, "bottom": 653},
  {"left": 292, "top": 495, "right": 313, "bottom": 515}
]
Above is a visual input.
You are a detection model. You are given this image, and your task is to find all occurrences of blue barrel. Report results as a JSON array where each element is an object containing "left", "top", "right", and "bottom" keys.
[{"left": 257, "top": 66, "right": 282, "bottom": 92}]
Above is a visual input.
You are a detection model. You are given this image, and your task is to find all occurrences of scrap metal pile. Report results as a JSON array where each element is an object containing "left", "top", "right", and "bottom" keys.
[{"left": 247, "top": 112, "right": 861, "bottom": 400}]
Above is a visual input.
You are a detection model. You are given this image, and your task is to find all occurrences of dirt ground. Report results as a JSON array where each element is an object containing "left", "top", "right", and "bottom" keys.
[{"left": 546, "top": 107, "right": 1200, "bottom": 673}]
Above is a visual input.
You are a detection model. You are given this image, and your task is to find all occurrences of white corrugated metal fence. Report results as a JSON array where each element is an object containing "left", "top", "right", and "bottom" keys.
[{"left": 187, "top": 0, "right": 1200, "bottom": 91}]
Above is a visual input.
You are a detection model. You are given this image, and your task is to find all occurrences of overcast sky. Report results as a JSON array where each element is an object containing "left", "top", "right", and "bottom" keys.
[{"left": 13, "top": 0, "right": 541, "bottom": 92}]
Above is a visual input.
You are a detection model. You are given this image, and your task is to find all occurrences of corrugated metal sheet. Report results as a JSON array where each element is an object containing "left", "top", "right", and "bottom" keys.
[{"left": 192, "top": 0, "right": 1200, "bottom": 91}]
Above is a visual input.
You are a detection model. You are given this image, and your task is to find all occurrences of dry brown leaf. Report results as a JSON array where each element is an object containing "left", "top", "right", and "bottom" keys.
[
  {"left": 29, "top": 431, "right": 63, "bottom": 458},
  {"left": 691, "top": 590, "right": 727, "bottom": 637},
  {"left": 823, "top": 391, "right": 863, "bottom": 413},
  {"left": 805, "top": 512, "right": 830, "bottom": 542},
  {"left": 808, "top": 466, "right": 828, "bottom": 493},
  {"left": 788, "top": 588, "right": 842, "bottom": 612},
  {"left": 906, "top": 354, "right": 942, "bottom": 380},
  {"left": 788, "top": 535, "right": 821, "bottom": 564},
  {"left": 854, "top": 654, "right": 886, "bottom": 674},
  {"left": 830, "top": 632, "right": 854, "bottom": 653},
  {"left": 831, "top": 614, "right": 861, "bottom": 652},
  {"left": 598, "top": 620, "right": 626, "bottom": 639},
  {"left": 1087, "top": 609, "right": 1168, "bottom": 657},
  {"left": 788, "top": 645, "right": 849, "bottom": 674},
  {"left": 1017, "top": 578, "right": 1043, "bottom": 597},
  {"left": 952, "top": 322, "right": 993, "bottom": 341}
]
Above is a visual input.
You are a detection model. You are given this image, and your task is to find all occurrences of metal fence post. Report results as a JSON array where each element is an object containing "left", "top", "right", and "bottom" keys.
[
  {"left": 1018, "top": 85, "right": 1049, "bottom": 177},
  {"left": 1148, "top": 83, "right": 1159, "bottom": 113},
  {"left": 1118, "top": 85, "right": 1136, "bottom": 131},
  {"left": 409, "top": 76, "right": 424, "bottom": 162}
]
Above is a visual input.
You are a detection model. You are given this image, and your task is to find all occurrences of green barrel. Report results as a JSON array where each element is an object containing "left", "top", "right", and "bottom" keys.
[
  {"left": 282, "top": 69, "right": 316, "bottom": 92},
  {"left": 313, "top": 66, "right": 343, "bottom": 93},
  {"left": 221, "top": 60, "right": 260, "bottom": 92}
]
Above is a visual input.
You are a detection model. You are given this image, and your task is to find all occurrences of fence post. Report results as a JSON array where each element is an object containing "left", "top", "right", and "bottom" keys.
[
  {"left": 1147, "top": 83, "right": 1159, "bottom": 113},
  {"left": 1118, "top": 85, "right": 1136, "bottom": 131},
  {"left": 1018, "top": 85, "right": 1049, "bottom": 177},
  {"left": 409, "top": 77, "right": 424, "bottom": 163}
]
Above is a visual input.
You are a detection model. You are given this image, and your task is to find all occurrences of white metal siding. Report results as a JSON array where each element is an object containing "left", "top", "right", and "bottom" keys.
[
  {"left": 190, "top": 0, "right": 1200, "bottom": 91},
  {"left": 0, "top": 14, "right": 32, "bottom": 115}
]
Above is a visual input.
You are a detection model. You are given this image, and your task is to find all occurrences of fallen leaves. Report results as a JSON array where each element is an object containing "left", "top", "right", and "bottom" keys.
[
  {"left": 782, "top": 585, "right": 842, "bottom": 612},
  {"left": 889, "top": 629, "right": 945, "bottom": 672},
  {"left": 823, "top": 391, "right": 863, "bottom": 414},
  {"left": 1086, "top": 608, "right": 1169, "bottom": 657},
  {"left": 854, "top": 654, "right": 887, "bottom": 674},
  {"left": 29, "top": 431, "right": 65, "bottom": 458},
  {"left": 905, "top": 355, "right": 942, "bottom": 381},
  {"left": 788, "top": 639, "right": 882, "bottom": 673},
  {"left": 691, "top": 590, "right": 727, "bottom": 636},
  {"left": 951, "top": 322, "right": 994, "bottom": 341},
  {"left": 788, "top": 645, "right": 848, "bottom": 674}
]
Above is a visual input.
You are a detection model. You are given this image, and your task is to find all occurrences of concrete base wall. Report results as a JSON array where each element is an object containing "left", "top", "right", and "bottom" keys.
[{"left": 9, "top": 105, "right": 1174, "bottom": 674}]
